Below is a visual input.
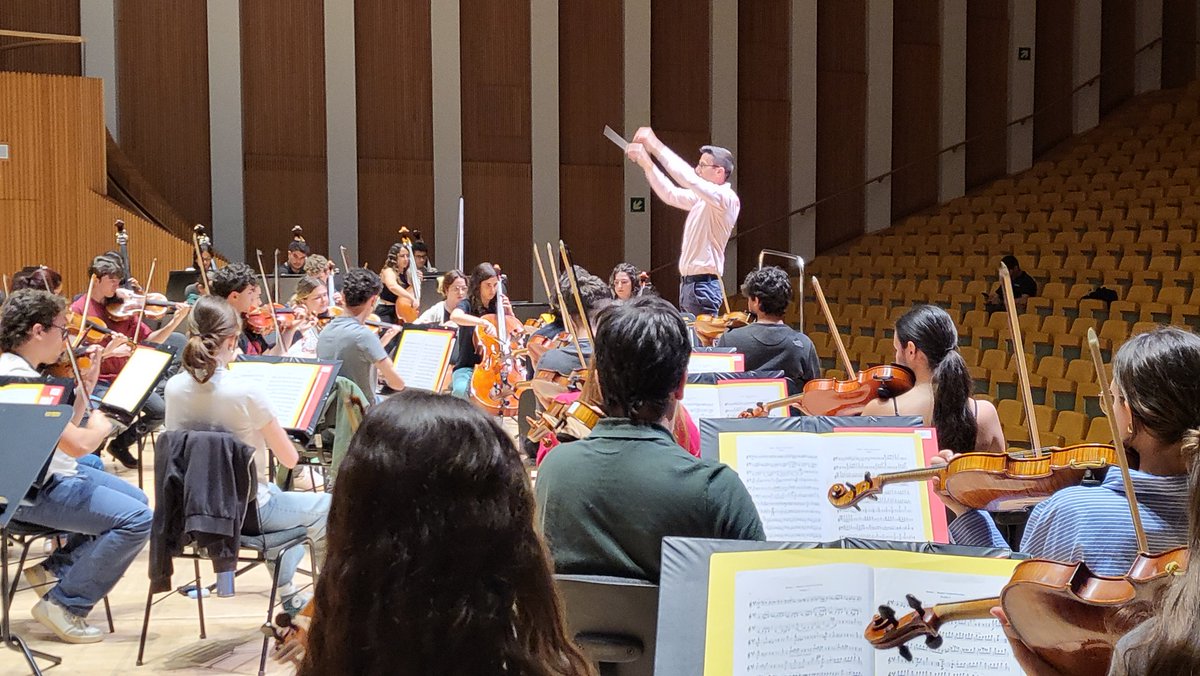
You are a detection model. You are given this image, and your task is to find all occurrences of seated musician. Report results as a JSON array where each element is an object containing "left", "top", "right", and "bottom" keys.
[
  {"left": 984, "top": 254, "right": 1037, "bottom": 313},
  {"left": 1, "top": 289, "right": 152, "bottom": 644},
  {"left": 286, "top": 276, "right": 327, "bottom": 358},
  {"left": 278, "top": 236, "right": 309, "bottom": 276},
  {"left": 536, "top": 270, "right": 612, "bottom": 377},
  {"left": 164, "top": 296, "right": 330, "bottom": 616},
  {"left": 714, "top": 265, "right": 819, "bottom": 392},
  {"left": 295, "top": 391, "right": 589, "bottom": 674},
  {"left": 448, "top": 263, "right": 509, "bottom": 398},
  {"left": 12, "top": 265, "right": 63, "bottom": 295},
  {"left": 535, "top": 297, "right": 765, "bottom": 581},
  {"left": 184, "top": 241, "right": 217, "bottom": 301},
  {"left": 609, "top": 262, "right": 655, "bottom": 300},
  {"left": 862, "top": 304, "right": 1005, "bottom": 453},
  {"left": 72, "top": 254, "right": 191, "bottom": 468},
  {"left": 208, "top": 262, "right": 297, "bottom": 356},
  {"left": 415, "top": 269, "right": 467, "bottom": 326},
  {"left": 377, "top": 243, "right": 419, "bottom": 327},
  {"left": 411, "top": 239, "right": 438, "bottom": 275},
  {"left": 301, "top": 254, "right": 342, "bottom": 306},
  {"left": 941, "top": 327, "right": 1194, "bottom": 575},
  {"left": 315, "top": 268, "right": 404, "bottom": 403}
]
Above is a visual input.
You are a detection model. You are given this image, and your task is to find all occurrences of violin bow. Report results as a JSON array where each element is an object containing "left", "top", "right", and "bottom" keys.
[
  {"left": 41, "top": 275, "right": 96, "bottom": 412},
  {"left": 718, "top": 278, "right": 732, "bottom": 315},
  {"left": 273, "top": 248, "right": 281, "bottom": 305},
  {"left": 75, "top": 274, "right": 98, "bottom": 352},
  {"left": 811, "top": 276, "right": 856, "bottom": 378},
  {"left": 532, "top": 243, "right": 555, "bottom": 305},
  {"left": 544, "top": 244, "right": 587, "bottom": 370},
  {"left": 1086, "top": 328, "right": 1148, "bottom": 553},
  {"left": 1000, "top": 262, "right": 1042, "bottom": 453},
  {"left": 255, "top": 249, "right": 285, "bottom": 346},
  {"left": 339, "top": 246, "right": 352, "bottom": 276},
  {"left": 456, "top": 196, "right": 465, "bottom": 273},
  {"left": 131, "top": 258, "right": 158, "bottom": 346},
  {"left": 558, "top": 241, "right": 595, "bottom": 346}
]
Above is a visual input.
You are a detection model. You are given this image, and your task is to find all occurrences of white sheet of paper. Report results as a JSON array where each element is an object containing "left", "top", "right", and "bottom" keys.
[
  {"left": 227, "top": 361, "right": 322, "bottom": 428},
  {"left": 731, "top": 564, "right": 874, "bottom": 675},
  {"left": 683, "top": 381, "right": 788, "bottom": 420},
  {"left": 872, "top": 567, "right": 1022, "bottom": 675},
  {"left": 0, "top": 385, "right": 49, "bottom": 405},
  {"left": 101, "top": 347, "right": 171, "bottom": 414},
  {"left": 392, "top": 330, "right": 455, "bottom": 392},
  {"left": 682, "top": 385, "right": 722, "bottom": 420},
  {"left": 731, "top": 432, "right": 929, "bottom": 541},
  {"left": 689, "top": 353, "right": 744, "bottom": 373}
]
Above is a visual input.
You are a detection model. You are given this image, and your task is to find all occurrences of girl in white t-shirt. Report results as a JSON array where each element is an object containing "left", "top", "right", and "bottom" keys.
[
  {"left": 164, "top": 295, "right": 330, "bottom": 615},
  {"left": 286, "top": 276, "right": 328, "bottom": 358}
]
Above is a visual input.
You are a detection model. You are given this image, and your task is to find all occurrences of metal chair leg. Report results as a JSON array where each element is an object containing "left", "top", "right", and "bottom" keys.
[
  {"left": 193, "top": 558, "right": 206, "bottom": 639},
  {"left": 136, "top": 586, "right": 154, "bottom": 666},
  {"left": 102, "top": 596, "right": 114, "bottom": 633},
  {"left": 260, "top": 552, "right": 287, "bottom": 676}
]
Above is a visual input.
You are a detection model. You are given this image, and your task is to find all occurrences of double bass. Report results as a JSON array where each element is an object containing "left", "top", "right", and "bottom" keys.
[{"left": 395, "top": 227, "right": 422, "bottom": 323}]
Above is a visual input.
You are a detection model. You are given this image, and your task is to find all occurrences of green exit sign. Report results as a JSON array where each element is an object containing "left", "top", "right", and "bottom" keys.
[{"left": 630, "top": 197, "right": 646, "bottom": 213}]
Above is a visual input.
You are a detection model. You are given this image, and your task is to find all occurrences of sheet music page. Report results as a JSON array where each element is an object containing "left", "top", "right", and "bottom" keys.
[
  {"left": 227, "top": 361, "right": 320, "bottom": 428},
  {"left": 689, "top": 353, "right": 744, "bottom": 373},
  {"left": 713, "top": 380, "right": 789, "bottom": 418},
  {"left": 682, "top": 384, "right": 722, "bottom": 420},
  {"left": 730, "top": 432, "right": 930, "bottom": 541},
  {"left": 0, "top": 384, "right": 47, "bottom": 405},
  {"left": 102, "top": 347, "right": 171, "bottom": 414},
  {"left": 392, "top": 330, "right": 454, "bottom": 392},
  {"left": 872, "top": 567, "right": 1022, "bottom": 675},
  {"left": 728, "top": 563, "right": 875, "bottom": 675}
]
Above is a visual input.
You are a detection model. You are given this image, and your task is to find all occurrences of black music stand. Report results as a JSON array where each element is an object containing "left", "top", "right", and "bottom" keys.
[{"left": 0, "top": 403, "right": 72, "bottom": 675}]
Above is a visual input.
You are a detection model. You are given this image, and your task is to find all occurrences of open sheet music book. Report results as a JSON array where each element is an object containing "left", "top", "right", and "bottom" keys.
[
  {"left": 0, "top": 377, "right": 72, "bottom": 406},
  {"left": 682, "top": 378, "right": 789, "bottom": 419},
  {"left": 227, "top": 358, "right": 338, "bottom": 435},
  {"left": 703, "top": 549, "right": 1023, "bottom": 676},
  {"left": 718, "top": 428, "right": 948, "bottom": 542},
  {"left": 391, "top": 328, "right": 456, "bottom": 392}
]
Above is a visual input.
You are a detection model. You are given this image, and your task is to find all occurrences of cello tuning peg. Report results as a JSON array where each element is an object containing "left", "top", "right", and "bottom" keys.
[
  {"left": 906, "top": 594, "right": 925, "bottom": 613},
  {"left": 898, "top": 645, "right": 913, "bottom": 662}
]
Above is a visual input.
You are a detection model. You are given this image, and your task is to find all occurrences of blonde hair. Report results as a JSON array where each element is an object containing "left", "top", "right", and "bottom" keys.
[
  {"left": 290, "top": 275, "right": 325, "bottom": 304},
  {"left": 181, "top": 296, "right": 242, "bottom": 384},
  {"left": 303, "top": 254, "right": 330, "bottom": 277}
]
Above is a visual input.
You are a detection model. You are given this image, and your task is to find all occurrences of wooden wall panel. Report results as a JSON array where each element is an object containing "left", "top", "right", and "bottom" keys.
[
  {"left": 736, "top": 0, "right": 790, "bottom": 279},
  {"left": 240, "top": 0, "right": 328, "bottom": 260},
  {"left": 559, "top": 0, "right": 624, "bottom": 280},
  {"left": 116, "top": 0, "right": 212, "bottom": 230},
  {"left": 0, "top": 72, "right": 195, "bottom": 295},
  {"left": 816, "top": 0, "right": 867, "bottom": 253},
  {"left": 1033, "top": 0, "right": 1074, "bottom": 157},
  {"left": 651, "top": 0, "right": 710, "bottom": 304},
  {"left": 355, "top": 0, "right": 434, "bottom": 267},
  {"left": 1100, "top": 0, "right": 1135, "bottom": 115},
  {"left": 0, "top": 0, "right": 81, "bottom": 76},
  {"left": 1162, "top": 0, "right": 1197, "bottom": 89},
  {"left": 965, "top": 0, "right": 1008, "bottom": 189},
  {"left": 460, "top": 0, "right": 532, "bottom": 298},
  {"left": 891, "top": 0, "right": 941, "bottom": 220}
]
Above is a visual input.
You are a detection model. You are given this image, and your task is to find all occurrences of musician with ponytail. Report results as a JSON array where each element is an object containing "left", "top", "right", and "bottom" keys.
[
  {"left": 862, "top": 304, "right": 1005, "bottom": 453},
  {"left": 164, "top": 296, "right": 330, "bottom": 615}
]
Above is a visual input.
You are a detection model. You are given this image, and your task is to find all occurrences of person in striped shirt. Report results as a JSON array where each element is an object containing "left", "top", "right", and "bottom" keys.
[{"left": 934, "top": 327, "right": 1197, "bottom": 576}]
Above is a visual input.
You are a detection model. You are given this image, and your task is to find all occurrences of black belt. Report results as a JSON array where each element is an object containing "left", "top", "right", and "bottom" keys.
[{"left": 680, "top": 274, "right": 719, "bottom": 284}]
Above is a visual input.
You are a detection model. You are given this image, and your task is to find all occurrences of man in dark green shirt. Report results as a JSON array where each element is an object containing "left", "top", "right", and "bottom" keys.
[{"left": 535, "top": 296, "right": 765, "bottom": 582}]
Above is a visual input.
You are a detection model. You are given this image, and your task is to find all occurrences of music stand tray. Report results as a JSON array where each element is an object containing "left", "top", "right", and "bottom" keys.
[{"left": 0, "top": 403, "right": 72, "bottom": 675}]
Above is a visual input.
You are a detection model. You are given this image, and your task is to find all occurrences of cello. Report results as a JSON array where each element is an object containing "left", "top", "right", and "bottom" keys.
[
  {"left": 395, "top": 227, "right": 422, "bottom": 323},
  {"left": 863, "top": 328, "right": 1187, "bottom": 674},
  {"left": 827, "top": 263, "right": 1115, "bottom": 511},
  {"left": 469, "top": 265, "right": 526, "bottom": 416}
]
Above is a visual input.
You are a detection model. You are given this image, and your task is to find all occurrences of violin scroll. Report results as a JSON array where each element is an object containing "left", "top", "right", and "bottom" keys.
[
  {"left": 864, "top": 595, "right": 944, "bottom": 662},
  {"left": 826, "top": 472, "right": 882, "bottom": 511}
]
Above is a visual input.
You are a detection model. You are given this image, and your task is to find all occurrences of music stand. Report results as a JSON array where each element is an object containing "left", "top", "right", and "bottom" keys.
[{"left": 0, "top": 403, "right": 72, "bottom": 675}]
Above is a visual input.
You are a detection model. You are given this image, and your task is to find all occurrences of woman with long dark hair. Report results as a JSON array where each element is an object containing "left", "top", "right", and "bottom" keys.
[
  {"left": 862, "top": 304, "right": 1004, "bottom": 453},
  {"left": 299, "top": 391, "right": 593, "bottom": 676},
  {"left": 377, "top": 242, "right": 419, "bottom": 325},
  {"left": 448, "top": 262, "right": 511, "bottom": 397}
]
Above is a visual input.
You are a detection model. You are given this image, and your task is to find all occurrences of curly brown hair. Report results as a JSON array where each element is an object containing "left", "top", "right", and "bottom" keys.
[{"left": 0, "top": 289, "right": 65, "bottom": 352}]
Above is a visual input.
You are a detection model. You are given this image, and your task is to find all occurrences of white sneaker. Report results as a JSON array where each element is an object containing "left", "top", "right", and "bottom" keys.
[
  {"left": 23, "top": 564, "right": 56, "bottom": 592},
  {"left": 31, "top": 598, "right": 103, "bottom": 644}
]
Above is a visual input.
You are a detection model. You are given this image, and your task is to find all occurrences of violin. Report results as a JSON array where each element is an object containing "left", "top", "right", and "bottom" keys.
[
  {"left": 865, "top": 548, "right": 1188, "bottom": 671},
  {"left": 105, "top": 289, "right": 176, "bottom": 321},
  {"left": 797, "top": 363, "right": 915, "bottom": 416},
  {"left": 64, "top": 311, "right": 115, "bottom": 345},
  {"left": 526, "top": 366, "right": 588, "bottom": 408},
  {"left": 636, "top": 270, "right": 651, "bottom": 296},
  {"left": 267, "top": 600, "right": 315, "bottom": 666},
  {"left": 828, "top": 442, "right": 1116, "bottom": 511},
  {"left": 692, "top": 311, "right": 750, "bottom": 346},
  {"left": 526, "top": 395, "right": 604, "bottom": 445},
  {"left": 365, "top": 313, "right": 401, "bottom": 334},
  {"left": 245, "top": 303, "right": 298, "bottom": 334},
  {"left": 44, "top": 344, "right": 94, "bottom": 379}
]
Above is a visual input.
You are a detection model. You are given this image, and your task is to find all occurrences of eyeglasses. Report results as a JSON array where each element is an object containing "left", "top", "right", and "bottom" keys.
[
  {"left": 49, "top": 324, "right": 69, "bottom": 337},
  {"left": 696, "top": 162, "right": 717, "bottom": 169}
]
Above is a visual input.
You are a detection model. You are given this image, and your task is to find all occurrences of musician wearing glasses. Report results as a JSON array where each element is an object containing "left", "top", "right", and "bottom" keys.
[{"left": 625, "top": 127, "right": 740, "bottom": 317}]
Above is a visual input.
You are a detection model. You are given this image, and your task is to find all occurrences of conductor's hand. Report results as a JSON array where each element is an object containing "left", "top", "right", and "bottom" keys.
[
  {"left": 633, "top": 126, "right": 659, "bottom": 149},
  {"left": 626, "top": 143, "right": 652, "bottom": 169}
]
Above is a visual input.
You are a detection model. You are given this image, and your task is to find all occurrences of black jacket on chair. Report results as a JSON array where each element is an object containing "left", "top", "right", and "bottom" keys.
[{"left": 149, "top": 429, "right": 256, "bottom": 593}]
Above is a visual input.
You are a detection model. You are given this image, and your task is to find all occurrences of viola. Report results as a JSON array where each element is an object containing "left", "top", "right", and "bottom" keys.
[
  {"left": 827, "top": 443, "right": 1116, "bottom": 512},
  {"left": 526, "top": 366, "right": 587, "bottom": 408},
  {"left": 524, "top": 331, "right": 570, "bottom": 368},
  {"left": 43, "top": 344, "right": 93, "bottom": 379},
  {"left": 268, "top": 600, "right": 315, "bottom": 666},
  {"left": 105, "top": 290, "right": 176, "bottom": 321},
  {"left": 865, "top": 548, "right": 1188, "bottom": 671},
  {"left": 795, "top": 363, "right": 915, "bottom": 417},
  {"left": 364, "top": 313, "right": 401, "bottom": 333},
  {"left": 526, "top": 395, "right": 604, "bottom": 445},
  {"left": 246, "top": 303, "right": 298, "bottom": 334},
  {"left": 692, "top": 311, "right": 750, "bottom": 346},
  {"left": 65, "top": 311, "right": 115, "bottom": 345}
]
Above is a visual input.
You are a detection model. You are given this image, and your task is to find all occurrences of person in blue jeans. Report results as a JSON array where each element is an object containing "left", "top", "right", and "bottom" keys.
[
  {"left": 448, "top": 263, "right": 509, "bottom": 398},
  {"left": 0, "top": 289, "right": 152, "bottom": 644},
  {"left": 165, "top": 295, "right": 330, "bottom": 615}
]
